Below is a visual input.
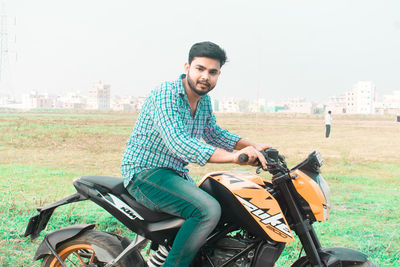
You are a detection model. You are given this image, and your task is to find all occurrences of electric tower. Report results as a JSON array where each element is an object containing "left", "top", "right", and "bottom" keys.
[{"left": 0, "top": 1, "right": 8, "bottom": 82}]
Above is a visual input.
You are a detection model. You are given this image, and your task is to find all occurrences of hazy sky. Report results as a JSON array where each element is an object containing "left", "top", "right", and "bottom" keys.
[{"left": 1, "top": 0, "right": 400, "bottom": 101}]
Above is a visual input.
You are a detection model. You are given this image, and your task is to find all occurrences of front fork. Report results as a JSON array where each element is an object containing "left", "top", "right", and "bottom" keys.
[{"left": 273, "top": 173, "right": 323, "bottom": 266}]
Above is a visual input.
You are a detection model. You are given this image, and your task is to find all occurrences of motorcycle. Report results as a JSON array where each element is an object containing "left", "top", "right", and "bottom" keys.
[{"left": 25, "top": 148, "right": 376, "bottom": 266}]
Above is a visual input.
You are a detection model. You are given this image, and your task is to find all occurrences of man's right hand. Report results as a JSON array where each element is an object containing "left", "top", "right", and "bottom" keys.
[{"left": 233, "top": 146, "right": 267, "bottom": 169}]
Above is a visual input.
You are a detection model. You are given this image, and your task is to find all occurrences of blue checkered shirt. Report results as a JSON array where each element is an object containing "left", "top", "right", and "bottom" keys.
[{"left": 121, "top": 74, "right": 241, "bottom": 186}]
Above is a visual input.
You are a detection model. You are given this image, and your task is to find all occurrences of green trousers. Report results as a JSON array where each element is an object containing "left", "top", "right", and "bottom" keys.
[{"left": 126, "top": 168, "right": 221, "bottom": 267}]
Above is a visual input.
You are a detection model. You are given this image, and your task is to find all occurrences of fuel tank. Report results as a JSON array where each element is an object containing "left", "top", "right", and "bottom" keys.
[{"left": 198, "top": 171, "right": 294, "bottom": 243}]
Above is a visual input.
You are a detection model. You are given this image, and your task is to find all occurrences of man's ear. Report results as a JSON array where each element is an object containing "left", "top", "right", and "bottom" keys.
[{"left": 184, "top": 62, "right": 190, "bottom": 73}]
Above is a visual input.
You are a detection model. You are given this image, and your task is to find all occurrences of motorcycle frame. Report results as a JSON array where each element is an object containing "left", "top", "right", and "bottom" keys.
[{"left": 273, "top": 171, "right": 324, "bottom": 266}]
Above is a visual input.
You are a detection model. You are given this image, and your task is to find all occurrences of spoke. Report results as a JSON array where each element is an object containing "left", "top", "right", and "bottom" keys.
[
  {"left": 65, "top": 256, "right": 80, "bottom": 266},
  {"left": 89, "top": 250, "right": 96, "bottom": 263},
  {"left": 73, "top": 251, "right": 85, "bottom": 264}
]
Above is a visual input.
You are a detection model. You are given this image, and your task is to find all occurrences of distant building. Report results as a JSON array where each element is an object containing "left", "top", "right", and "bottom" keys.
[
  {"left": 111, "top": 96, "right": 146, "bottom": 112},
  {"left": 0, "top": 94, "right": 16, "bottom": 107},
  {"left": 262, "top": 101, "right": 285, "bottom": 113},
  {"left": 348, "top": 81, "right": 376, "bottom": 114},
  {"left": 326, "top": 95, "right": 347, "bottom": 114},
  {"left": 375, "top": 90, "right": 400, "bottom": 115},
  {"left": 59, "top": 92, "right": 86, "bottom": 109},
  {"left": 345, "top": 90, "right": 357, "bottom": 114},
  {"left": 219, "top": 98, "right": 240, "bottom": 113},
  {"left": 248, "top": 98, "right": 266, "bottom": 113},
  {"left": 87, "top": 81, "right": 111, "bottom": 110},
  {"left": 330, "top": 81, "right": 377, "bottom": 114},
  {"left": 22, "top": 91, "right": 54, "bottom": 109},
  {"left": 283, "top": 98, "right": 317, "bottom": 114}
]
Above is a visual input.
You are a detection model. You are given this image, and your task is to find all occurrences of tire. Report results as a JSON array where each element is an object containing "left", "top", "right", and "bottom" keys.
[
  {"left": 293, "top": 259, "right": 377, "bottom": 267},
  {"left": 40, "top": 230, "right": 129, "bottom": 267},
  {"left": 342, "top": 260, "right": 378, "bottom": 267}
]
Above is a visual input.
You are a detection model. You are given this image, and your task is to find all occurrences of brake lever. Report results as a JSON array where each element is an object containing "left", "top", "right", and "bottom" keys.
[{"left": 256, "top": 164, "right": 270, "bottom": 174}]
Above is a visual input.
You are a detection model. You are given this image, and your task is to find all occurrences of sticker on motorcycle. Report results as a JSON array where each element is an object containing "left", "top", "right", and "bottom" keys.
[
  {"left": 98, "top": 191, "right": 144, "bottom": 221},
  {"left": 235, "top": 194, "right": 293, "bottom": 238}
]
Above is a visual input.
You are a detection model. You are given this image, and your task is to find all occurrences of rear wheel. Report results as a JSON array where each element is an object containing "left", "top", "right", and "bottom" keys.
[
  {"left": 40, "top": 230, "right": 128, "bottom": 267},
  {"left": 342, "top": 260, "right": 378, "bottom": 267}
]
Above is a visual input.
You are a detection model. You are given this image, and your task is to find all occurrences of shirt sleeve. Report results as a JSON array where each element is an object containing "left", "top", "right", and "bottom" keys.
[
  {"left": 202, "top": 112, "right": 241, "bottom": 152},
  {"left": 149, "top": 88, "right": 216, "bottom": 166}
]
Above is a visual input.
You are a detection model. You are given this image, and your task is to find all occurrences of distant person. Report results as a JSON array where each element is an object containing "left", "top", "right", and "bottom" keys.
[{"left": 325, "top": 110, "right": 332, "bottom": 138}]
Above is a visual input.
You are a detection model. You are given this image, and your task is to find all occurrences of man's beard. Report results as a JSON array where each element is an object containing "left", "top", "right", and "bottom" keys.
[{"left": 187, "top": 73, "right": 213, "bottom": 96}]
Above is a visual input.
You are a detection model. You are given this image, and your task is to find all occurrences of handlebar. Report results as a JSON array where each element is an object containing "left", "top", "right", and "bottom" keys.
[
  {"left": 238, "top": 148, "right": 288, "bottom": 175},
  {"left": 239, "top": 148, "right": 323, "bottom": 178},
  {"left": 238, "top": 154, "right": 249, "bottom": 163}
]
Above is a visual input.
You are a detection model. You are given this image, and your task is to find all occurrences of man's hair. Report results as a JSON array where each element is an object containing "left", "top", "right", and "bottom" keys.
[
  {"left": 328, "top": 111, "right": 331, "bottom": 114},
  {"left": 188, "top": 41, "right": 227, "bottom": 67}
]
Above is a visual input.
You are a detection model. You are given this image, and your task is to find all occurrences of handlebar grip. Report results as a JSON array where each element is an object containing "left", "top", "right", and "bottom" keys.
[{"left": 238, "top": 154, "right": 249, "bottom": 163}]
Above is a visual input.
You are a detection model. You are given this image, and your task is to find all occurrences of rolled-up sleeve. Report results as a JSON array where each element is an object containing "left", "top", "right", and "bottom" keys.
[
  {"left": 203, "top": 113, "right": 241, "bottom": 152},
  {"left": 149, "top": 89, "right": 216, "bottom": 166}
]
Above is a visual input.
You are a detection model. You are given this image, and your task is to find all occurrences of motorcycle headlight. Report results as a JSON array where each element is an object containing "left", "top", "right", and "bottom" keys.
[{"left": 315, "top": 174, "right": 331, "bottom": 220}]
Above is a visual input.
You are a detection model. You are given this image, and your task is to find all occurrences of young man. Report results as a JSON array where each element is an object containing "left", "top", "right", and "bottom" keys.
[
  {"left": 325, "top": 110, "right": 332, "bottom": 138},
  {"left": 121, "top": 41, "right": 268, "bottom": 267}
]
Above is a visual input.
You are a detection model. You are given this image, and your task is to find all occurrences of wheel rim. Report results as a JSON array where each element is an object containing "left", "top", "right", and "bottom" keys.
[{"left": 48, "top": 244, "right": 104, "bottom": 267}]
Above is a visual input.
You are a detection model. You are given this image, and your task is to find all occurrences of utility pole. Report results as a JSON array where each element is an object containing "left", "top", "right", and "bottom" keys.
[{"left": 0, "top": 1, "right": 8, "bottom": 82}]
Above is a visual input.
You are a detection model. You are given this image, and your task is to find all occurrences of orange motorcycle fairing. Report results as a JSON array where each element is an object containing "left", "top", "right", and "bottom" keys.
[
  {"left": 290, "top": 169, "right": 327, "bottom": 222},
  {"left": 198, "top": 171, "right": 295, "bottom": 243}
]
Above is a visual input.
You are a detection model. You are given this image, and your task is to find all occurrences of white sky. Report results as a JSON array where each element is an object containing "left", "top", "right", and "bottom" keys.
[{"left": 1, "top": 0, "right": 400, "bottom": 101}]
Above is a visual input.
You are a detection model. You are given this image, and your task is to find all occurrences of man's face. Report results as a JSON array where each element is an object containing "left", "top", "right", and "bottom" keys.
[{"left": 185, "top": 57, "right": 221, "bottom": 96}]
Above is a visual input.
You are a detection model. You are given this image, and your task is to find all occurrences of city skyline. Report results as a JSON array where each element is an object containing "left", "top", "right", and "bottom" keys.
[
  {"left": 0, "top": 1, "right": 399, "bottom": 102},
  {"left": 7, "top": 79, "right": 400, "bottom": 115}
]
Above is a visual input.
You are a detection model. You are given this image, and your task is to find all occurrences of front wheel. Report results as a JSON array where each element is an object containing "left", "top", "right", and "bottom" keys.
[
  {"left": 40, "top": 230, "right": 129, "bottom": 267},
  {"left": 292, "top": 258, "right": 377, "bottom": 267}
]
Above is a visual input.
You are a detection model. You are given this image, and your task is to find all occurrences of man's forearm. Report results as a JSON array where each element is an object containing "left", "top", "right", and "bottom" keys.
[
  {"left": 234, "top": 138, "right": 258, "bottom": 150},
  {"left": 207, "top": 145, "right": 268, "bottom": 168},
  {"left": 207, "top": 148, "right": 235, "bottom": 164}
]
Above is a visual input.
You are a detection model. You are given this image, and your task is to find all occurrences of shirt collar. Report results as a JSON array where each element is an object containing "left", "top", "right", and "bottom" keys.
[{"left": 177, "top": 74, "right": 186, "bottom": 95}]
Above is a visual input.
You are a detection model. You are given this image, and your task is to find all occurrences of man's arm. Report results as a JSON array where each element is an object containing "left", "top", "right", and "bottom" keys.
[
  {"left": 202, "top": 113, "right": 241, "bottom": 152},
  {"left": 203, "top": 109, "right": 269, "bottom": 153},
  {"left": 203, "top": 110, "right": 269, "bottom": 167},
  {"left": 208, "top": 145, "right": 268, "bottom": 168},
  {"left": 234, "top": 138, "right": 269, "bottom": 151}
]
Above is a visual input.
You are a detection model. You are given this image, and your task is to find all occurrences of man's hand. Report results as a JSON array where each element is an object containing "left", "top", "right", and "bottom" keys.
[
  {"left": 235, "top": 139, "right": 270, "bottom": 151},
  {"left": 233, "top": 146, "right": 267, "bottom": 168},
  {"left": 253, "top": 144, "right": 270, "bottom": 151},
  {"left": 208, "top": 140, "right": 271, "bottom": 168}
]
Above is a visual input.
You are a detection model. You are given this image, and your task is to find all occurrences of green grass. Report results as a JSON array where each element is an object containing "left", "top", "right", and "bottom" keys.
[
  {"left": 275, "top": 170, "right": 400, "bottom": 266},
  {"left": 1, "top": 111, "right": 399, "bottom": 266},
  {"left": 0, "top": 164, "right": 136, "bottom": 266}
]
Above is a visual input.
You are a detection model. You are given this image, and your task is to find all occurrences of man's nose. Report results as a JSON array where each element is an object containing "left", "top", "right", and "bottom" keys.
[{"left": 201, "top": 72, "right": 209, "bottom": 80}]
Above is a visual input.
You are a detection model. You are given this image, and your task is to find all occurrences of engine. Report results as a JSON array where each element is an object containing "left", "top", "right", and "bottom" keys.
[{"left": 208, "top": 236, "right": 255, "bottom": 267}]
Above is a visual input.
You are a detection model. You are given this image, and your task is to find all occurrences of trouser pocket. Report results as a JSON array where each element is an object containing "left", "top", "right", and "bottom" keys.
[{"left": 127, "top": 184, "right": 160, "bottom": 212}]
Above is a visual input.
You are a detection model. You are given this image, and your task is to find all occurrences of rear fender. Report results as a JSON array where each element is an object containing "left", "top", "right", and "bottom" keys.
[
  {"left": 33, "top": 224, "right": 95, "bottom": 261},
  {"left": 24, "top": 193, "right": 88, "bottom": 240},
  {"left": 292, "top": 247, "right": 369, "bottom": 267}
]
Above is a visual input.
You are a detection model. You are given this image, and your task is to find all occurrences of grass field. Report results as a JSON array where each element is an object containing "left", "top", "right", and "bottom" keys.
[{"left": 0, "top": 111, "right": 399, "bottom": 266}]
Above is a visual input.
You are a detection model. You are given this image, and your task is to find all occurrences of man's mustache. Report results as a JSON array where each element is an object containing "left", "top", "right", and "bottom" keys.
[{"left": 197, "top": 80, "right": 210, "bottom": 87}]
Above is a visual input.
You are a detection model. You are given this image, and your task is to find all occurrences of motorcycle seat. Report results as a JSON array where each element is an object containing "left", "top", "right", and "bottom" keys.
[
  {"left": 80, "top": 175, "right": 128, "bottom": 195},
  {"left": 78, "top": 176, "right": 177, "bottom": 222}
]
